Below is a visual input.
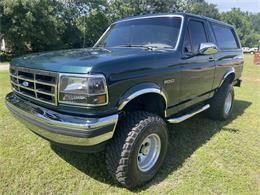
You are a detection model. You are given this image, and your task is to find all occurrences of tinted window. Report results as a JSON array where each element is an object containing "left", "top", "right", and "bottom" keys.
[
  {"left": 189, "top": 20, "right": 207, "bottom": 53},
  {"left": 183, "top": 28, "right": 192, "bottom": 54},
  {"left": 96, "top": 17, "right": 182, "bottom": 49},
  {"left": 212, "top": 24, "right": 238, "bottom": 49}
]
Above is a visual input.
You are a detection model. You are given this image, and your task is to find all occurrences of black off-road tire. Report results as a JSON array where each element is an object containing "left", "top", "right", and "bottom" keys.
[
  {"left": 207, "top": 81, "right": 234, "bottom": 120},
  {"left": 105, "top": 111, "right": 168, "bottom": 189}
]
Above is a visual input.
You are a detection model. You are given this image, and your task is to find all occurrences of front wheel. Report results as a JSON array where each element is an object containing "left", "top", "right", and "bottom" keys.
[{"left": 105, "top": 111, "right": 168, "bottom": 189}]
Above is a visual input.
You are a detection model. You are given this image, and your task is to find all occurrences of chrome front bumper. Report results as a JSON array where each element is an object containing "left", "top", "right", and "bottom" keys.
[{"left": 5, "top": 92, "right": 118, "bottom": 146}]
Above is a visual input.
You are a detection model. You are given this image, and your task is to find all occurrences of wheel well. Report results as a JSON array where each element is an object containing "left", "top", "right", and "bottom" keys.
[
  {"left": 123, "top": 93, "right": 166, "bottom": 118},
  {"left": 224, "top": 72, "right": 235, "bottom": 84}
]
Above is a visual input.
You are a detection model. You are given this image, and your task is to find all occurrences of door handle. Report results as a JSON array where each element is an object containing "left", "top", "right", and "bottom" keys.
[{"left": 209, "top": 57, "right": 214, "bottom": 62}]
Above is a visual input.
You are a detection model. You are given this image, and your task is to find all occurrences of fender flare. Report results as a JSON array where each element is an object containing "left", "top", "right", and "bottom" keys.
[
  {"left": 219, "top": 67, "right": 235, "bottom": 87},
  {"left": 117, "top": 82, "right": 168, "bottom": 111}
]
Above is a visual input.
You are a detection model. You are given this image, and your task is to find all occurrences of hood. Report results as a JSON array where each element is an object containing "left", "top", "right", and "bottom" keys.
[{"left": 10, "top": 47, "right": 167, "bottom": 74}]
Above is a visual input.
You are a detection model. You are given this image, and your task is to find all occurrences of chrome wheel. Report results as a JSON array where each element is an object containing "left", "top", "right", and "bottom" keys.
[
  {"left": 137, "top": 133, "right": 161, "bottom": 172},
  {"left": 224, "top": 92, "right": 232, "bottom": 114}
]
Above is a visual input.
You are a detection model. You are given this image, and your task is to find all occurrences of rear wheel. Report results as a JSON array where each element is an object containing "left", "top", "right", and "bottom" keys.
[
  {"left": 105, "top": 111, "right": 168, "bottom": 189},
  {"left": 207, "top": 81, "right": 234, "bottom": 120}
]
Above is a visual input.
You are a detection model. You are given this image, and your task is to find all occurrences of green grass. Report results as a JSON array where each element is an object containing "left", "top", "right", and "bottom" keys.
[{"left": 0, "top": 55, "right": 260, "bottom": 194}]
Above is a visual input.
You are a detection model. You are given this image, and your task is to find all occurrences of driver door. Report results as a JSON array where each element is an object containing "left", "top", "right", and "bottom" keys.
[{"left": 179, "top": 18, "right": 215, "bottom": 108}]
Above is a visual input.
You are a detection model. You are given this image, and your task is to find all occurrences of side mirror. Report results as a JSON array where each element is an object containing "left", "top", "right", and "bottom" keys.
[{"left": 199, "top": 43, "right": 218, "bottom": 55}]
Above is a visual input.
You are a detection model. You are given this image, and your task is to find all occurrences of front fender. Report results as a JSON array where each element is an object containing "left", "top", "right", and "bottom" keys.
[{"left": 117, "top": 82, "right": 168, "bottom": 111}]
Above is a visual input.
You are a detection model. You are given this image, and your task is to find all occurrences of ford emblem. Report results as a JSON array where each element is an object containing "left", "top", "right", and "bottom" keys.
[{"left": 22, "top": 81, "right": 29, "bottom": 87}]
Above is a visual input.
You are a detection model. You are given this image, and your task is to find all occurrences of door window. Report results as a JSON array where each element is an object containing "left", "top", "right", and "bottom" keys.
[
  {"left": 188, "top": 20, "right": 208, "bottom": 54},
  {"left": 183, "top": 28, "right": 192, "bottom": 54}
]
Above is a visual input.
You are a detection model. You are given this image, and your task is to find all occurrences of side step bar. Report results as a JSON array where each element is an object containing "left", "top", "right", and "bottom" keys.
[{"left": 167, "top": 104, "right": 210, "bottom": 124}]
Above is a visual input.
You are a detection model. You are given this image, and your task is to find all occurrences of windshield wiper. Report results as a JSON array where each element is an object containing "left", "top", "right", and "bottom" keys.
[
  {"left": 115, "top": 44, "right": 160, "bottom": 50},
  {"left": 116, "top": 44, "right": 148, "bottom": 48},
  {"left": 115, "top": 44, "right": 173, "bottom": 50}
]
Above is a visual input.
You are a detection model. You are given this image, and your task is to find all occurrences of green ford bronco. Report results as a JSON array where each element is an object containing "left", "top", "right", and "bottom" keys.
[{"left": 6, "top": 13, "right": 243, "bottom": 189}]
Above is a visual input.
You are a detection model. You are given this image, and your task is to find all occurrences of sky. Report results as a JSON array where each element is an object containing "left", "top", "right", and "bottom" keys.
[{"left": 206, "top": 0, "right": 260, "bottom": 13}]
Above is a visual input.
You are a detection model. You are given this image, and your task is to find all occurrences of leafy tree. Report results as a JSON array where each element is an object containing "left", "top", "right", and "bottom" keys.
[
  {"left": 0, "top": 0, "right": 66, "bottom": 55},
  {"left": 108, "top": 0, "right": 188, "bottom": 20},
  {"left": 79, "top": 9, "right": 110, "bottom": 47},
  {"left": 250, "top": 13, "right": 260, "bottom": 34},
  {"left": 57, "top": 1, "right": 83, "bottom": 49},
  {"left": 221, "top": 8, "right": 259, "bottom": 47},
  {"left": 186, "top": 0, "right": 220, "bottom": 19},
  {"left": 0, "top": 0, "right": 259, "bottom": 56},
  {"left": 0, "top": 0, "right": 110, "bottom": 55}
]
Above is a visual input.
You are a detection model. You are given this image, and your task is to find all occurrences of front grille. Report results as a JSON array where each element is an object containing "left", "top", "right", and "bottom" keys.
[{"left": 10, "top": 66, "right": 58, "bottom": 105}]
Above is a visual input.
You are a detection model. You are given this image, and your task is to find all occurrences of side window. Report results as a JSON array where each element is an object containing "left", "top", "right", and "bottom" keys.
[
  {"left": 188, "top": 20, "right": 208, "bottom": 53},
  {"left": 206, "top": 22, "right": 217, "bottom": 44},
  {"left": 212, "top": 24, "right": 239, "bottom": 49},
  {"left": 183, "top": 28, "right": 192, "bottom": 54}
]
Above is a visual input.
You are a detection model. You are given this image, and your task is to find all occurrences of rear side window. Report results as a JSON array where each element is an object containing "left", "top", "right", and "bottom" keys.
[
  {"left": 212, "top": 24, "right": 239, "bottom": 49},
  {"left": 188, "top": 20, "right": 208, "bottom": 53}
]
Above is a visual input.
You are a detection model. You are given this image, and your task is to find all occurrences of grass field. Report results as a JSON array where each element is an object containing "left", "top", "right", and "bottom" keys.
[{"left": 0, "top": 55, "right": 259, "bottom": 194}]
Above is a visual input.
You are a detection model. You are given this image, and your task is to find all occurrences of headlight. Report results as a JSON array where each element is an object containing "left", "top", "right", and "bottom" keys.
[{"left": 59, "top": 74, "right": 108, "bottom": 106}]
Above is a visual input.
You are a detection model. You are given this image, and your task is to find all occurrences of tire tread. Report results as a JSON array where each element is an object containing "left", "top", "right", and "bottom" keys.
[
  {"left": 105, "top": 111, "right": 167, "bottom": 188},
  {"left": 207, "top": 81, "right": 234, "bottom": 120}
]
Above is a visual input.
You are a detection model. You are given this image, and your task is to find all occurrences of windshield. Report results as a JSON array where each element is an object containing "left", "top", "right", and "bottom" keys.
[{"left": 95, "top": 16, "right": 182, "bottom": 49}]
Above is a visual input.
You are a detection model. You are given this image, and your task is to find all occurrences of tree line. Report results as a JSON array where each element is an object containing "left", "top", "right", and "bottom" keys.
[{"left": 0, "top": 0, "right": 259, "bottom": 57}]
